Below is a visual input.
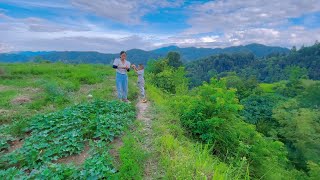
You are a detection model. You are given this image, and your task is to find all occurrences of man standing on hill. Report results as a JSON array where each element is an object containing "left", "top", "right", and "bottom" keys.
[{"left": 112, "top": 51, "right": 131, "bottom": 103}]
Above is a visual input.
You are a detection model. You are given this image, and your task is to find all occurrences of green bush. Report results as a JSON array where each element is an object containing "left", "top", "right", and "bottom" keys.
[
  {"left": 273, "top": 99, "right": 320, "bottom": 171},
  {"left": 240, "top": 94, "right": 286, "bottom": 136},
  {"left": 177, "top": 79, "right": 242, "bottom": 154},
  {"left": 170, "top": 78, "right": 298, "bottom": 179},
  {"left": 42, "top": 81, "right": 70, "bottom": 105},
  {"left": 146, "top": 59, "right": 188, "bottom": 94},
  {"left": 298, "top": 82, "right": 320, "bottom": 108}
]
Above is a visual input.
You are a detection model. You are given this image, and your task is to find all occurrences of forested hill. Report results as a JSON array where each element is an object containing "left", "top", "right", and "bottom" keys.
[
  {"left": 154, "top": 43, "right": 289, "bottom": 61},
  {"left": 0, "top": 43, "right": 289, "bottom": 64},
  {"left": 186, "top": 43, "right": 320, "bottom": 87}
]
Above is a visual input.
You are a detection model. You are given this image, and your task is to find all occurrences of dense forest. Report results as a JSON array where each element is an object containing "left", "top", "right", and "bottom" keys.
[
  {"left": 186, "top": 43, "right": 320, "bottom": 87},
  {"left": 145, "top": 44, "right": 320, "bottom": 179}
]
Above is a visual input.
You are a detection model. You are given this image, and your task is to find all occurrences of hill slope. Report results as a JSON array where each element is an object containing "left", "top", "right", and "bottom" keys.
[{"left": 0, "top": 43, "right": 289, "bottom": 64}]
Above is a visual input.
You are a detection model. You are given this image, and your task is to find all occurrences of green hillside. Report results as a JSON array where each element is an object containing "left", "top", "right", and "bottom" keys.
[
  {"left": 186, "top": 43, "right": 320, "bottom": 87},
  {"left": 145, "top": 54, "right": 320, "bottom": 179},
  {"left": 0, "top": 43, "right": 289, "bottom": 64},
  {"left": 1, "top": 55, "right": 319, "bottom": 179}
]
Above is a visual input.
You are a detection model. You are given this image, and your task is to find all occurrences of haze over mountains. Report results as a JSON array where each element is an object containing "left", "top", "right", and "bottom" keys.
[{"left": 0, "top": 43, "right": 289, "bottom": 65}]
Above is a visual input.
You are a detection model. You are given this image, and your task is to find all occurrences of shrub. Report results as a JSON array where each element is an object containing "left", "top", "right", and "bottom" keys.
[{"left": 172, "top": 78, "right": 296, "bottom": 179}]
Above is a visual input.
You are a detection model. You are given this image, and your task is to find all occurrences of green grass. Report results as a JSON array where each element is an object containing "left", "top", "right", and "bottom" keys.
[
  {"left": 1, "top": 63, "right": 113, "bottom": 88},
  {"left": 260, "top": 80, "right": 320, "bottom": 94},
  {"left": 0, "top": 63, "right": 117, "bottom": 126},
  {"left": 115, "top": 130, "right": 147, "bottom": 179},
  {"left": 301, "top": 79, "right": 319, "bottom": 87},
  {"left": 0, "top": 77, "right": 37, "bottom": 87},
  {"left": 0, "top": 90, "right": 18, "bottom": 107},
  {"left": 259, "top": 83, "right": 278, "bottom": 93}
]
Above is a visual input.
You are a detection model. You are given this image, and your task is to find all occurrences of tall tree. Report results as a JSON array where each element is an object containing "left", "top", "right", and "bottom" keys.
[
  {"left": 167, "top": 51, "right": 183, "bottom": 68},
  {"left": 273, "top": 99, "right": 320, "bottom": 171}
]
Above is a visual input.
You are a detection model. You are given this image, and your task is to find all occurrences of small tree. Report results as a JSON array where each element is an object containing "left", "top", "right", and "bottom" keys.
[
  {"left": 33, "top": 56, "right": 51, "bottom": 63},
  {"left": 276, "top": 66, "right": 308, "bottom": 97},
  {"left": 167, "top": 51, "right": 183, "bottom": 68}
]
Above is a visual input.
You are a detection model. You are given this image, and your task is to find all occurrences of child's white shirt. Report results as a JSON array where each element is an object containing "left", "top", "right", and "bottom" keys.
[{"left": 137, "top": 69, "right": 144, "bottom": 83}]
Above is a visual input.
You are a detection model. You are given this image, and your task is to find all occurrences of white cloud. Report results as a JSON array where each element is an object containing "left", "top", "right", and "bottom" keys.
[
  {"left": 1, "top": 0, "right": 319, "bottom": 52},
  {"left": 70, "top": 0, "right": 184, "bottom": 24},
  {"left": 0, "top": 42, "right": 13, "bottom": 53},
  {"left": 0, "top": 27, "right": 157, "bottom": 52},
  {"left": 185, "top": 0, "right": 320, "bottom": 34},
  {"left": 16, "top": 35, "right": 154, "bottom": 52},
  {"left": 155, "top": 26, "right": 320, "bottom": 49},
  {"left": 0, "top": 14, "right": 166, "bottom": 52},
  {"left": 0, "top": 14, "right": 82, "bottom": 32},
  {"left": 174, "top": 0, "right": 320, "bottom": 48},
  {"left": 201, "top": 36, "right": 219, "bottom": 43}
]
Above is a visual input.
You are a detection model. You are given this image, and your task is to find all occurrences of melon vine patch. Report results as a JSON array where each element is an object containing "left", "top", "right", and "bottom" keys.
[{"left": 0, "top": 100, "right": 136, "bottom": 179}]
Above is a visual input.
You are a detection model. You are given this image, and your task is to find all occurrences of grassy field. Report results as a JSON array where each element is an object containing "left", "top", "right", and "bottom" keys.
[
  {"left": 0, "top": 62, "right": 141, "bottom": 178},
  {"left": 260, "top": 79, "right": 319, "bottom": 94},
  {"left": 0, "top": 63, "right": 140, "bottom": 124},
  {"left": 301, "top": 79, "right": 319, "bottom": 87},
  {"left": 1, "top": 63, "right": 112, "bottom": 125}
]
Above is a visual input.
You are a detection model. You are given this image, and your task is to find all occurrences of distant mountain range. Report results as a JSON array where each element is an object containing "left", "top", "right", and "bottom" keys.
[{"left": 0, "top": 43, "right": 289, "bottom": 64}]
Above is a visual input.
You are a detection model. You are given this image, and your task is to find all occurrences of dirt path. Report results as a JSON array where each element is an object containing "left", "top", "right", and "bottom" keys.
[
  {"left": 136, "top": 101, "right": 159, "bottom": 179},
  {"left": 110, "top": 77, "right": 159, "bottom": 178}
]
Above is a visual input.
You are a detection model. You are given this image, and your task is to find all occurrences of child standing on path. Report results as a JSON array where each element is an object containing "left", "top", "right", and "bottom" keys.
[{"left": 132, "top": 64, "right": 147, "bottom": 103}]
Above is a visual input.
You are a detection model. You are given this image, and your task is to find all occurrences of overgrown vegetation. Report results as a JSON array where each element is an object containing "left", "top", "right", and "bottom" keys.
[
  {"left": 148, "top": 85, "right": 246, "bottom": 179},
  {"left": 146, "top": 50, "right": 320, "bottom": 179}
]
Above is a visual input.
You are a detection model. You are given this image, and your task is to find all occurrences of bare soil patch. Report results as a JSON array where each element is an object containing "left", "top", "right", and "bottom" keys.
[
  {"left": 22, "top": 87, "right": 41, "bottom": 93},
  {"left": 11, "top": 96, "right": 32, "bottom": 105},
  {"left": 0, "top": 68, "right": 5, "bottom": 76},
  {"left": 109, "top": 137, "right": 124, "bottom": 169},
  {"left": 0, "top": 109, "right": 10, "bottom": 114},
  {"left": 0, "top": 85, "right": 11, "bottom": 91},
  {"left": 8, "top": 139, "right": 24, "bottom": 153},
  {"left": 55, "top": 142, "right": 90, "bottom": 166}
]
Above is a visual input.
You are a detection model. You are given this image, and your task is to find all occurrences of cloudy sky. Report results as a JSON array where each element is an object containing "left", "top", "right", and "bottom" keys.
[{"left": 0, "top": 0, "right": 320, "bottom": 53}]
